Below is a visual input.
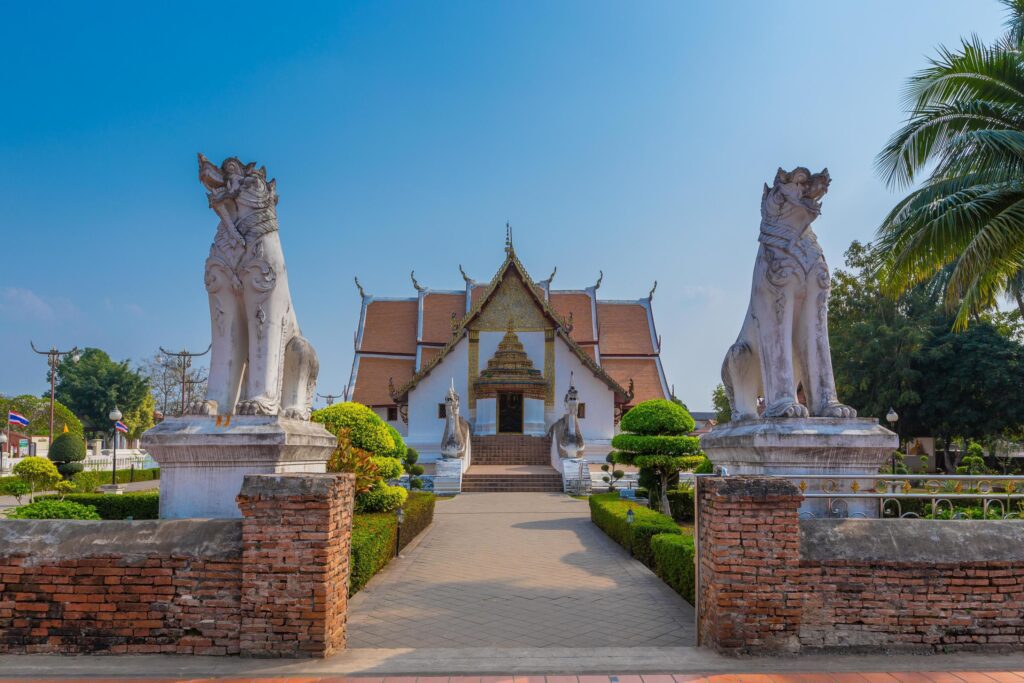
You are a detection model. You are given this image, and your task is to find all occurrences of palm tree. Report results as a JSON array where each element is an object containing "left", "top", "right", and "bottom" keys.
[{"left": 874, "top": 0, "right": 1024, "bottom": 327}]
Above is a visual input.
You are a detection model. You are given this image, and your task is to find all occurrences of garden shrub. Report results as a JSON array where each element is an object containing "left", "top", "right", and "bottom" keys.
[
  {"left": 957, "top": 441, "right": 990, "bottom": 475},
  {"left": 384, "top": 423, "right": 408, "bottom": 461},
  {"left": 620, "top": 399, "right": 695, "bottom": 435},
  {"left": 71, "top": 470, "right": 104, "bottom": 493},
  {"left": 39, "top": 491, "right": 159, "bottom": 519},
  {"left": 8, "top": 499, "right": 101, "bottom": 520},
  {"left": 349, "top": 491, "right": 435, "bottom": 595},
  {"left": 355, "top": 481, "right": 408, "bottom": 513},
  {"left": 589, "top": 492, "right": 680, "bottom": 567},
  {"left": 327, "top": 430, "right": 379, "bottom": 494},
  {"left": 13, "top": 456, "right": 61, "bottom": 501},
  {"left": 404, "top": 447, "right": 424, "bottom": 488},
  {"left": 48, "top": 432, "right": 87, "bottom": 478},
  {"left": 0, "top": 478, "right": 31, "bottom": 503},
  {"left": 370, "top": 456, "right": 404, "bottom": 482},
  {"left": 651, "top": 532, "right": 696, "bottom": 604},
  {"left": 311, "top": 402, "right": 395, "bottom": 455},
  {"left": 666, "top": 487, "right": 695, "bottom": 523}
]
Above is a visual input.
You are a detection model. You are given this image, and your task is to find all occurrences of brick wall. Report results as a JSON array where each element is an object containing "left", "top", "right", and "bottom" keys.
[
  {"left": 0, "top": 473, "right": 355, "bottom": 657},
  {"left": 697, "top": 476, "right": 1024, "bottom": 655}
]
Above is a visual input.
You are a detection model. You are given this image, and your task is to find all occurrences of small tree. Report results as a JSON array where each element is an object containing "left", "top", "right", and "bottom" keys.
[
  {"left": 404, "top": 447, "right": 425, "bottom": 489},
  {"left": 957, "top": 441, "right": 990, "bottom": 475},
  {"left": 711, "top": 384, "right": 732, "bottom": 424},
  {"left": 54, "top": 480, "right": 76, "bottom": 500},
  {"left": 601, "top": 453, "right": 624, "bottom": 491},
  {"left": 48, "top": 432, "right": 87, "bottom": 478},
  {"left": 611, "top": 399, "right": 705, "bottom": 515},
  {"left": 13, "top": 456, "right": 61, "bottom": 502}
]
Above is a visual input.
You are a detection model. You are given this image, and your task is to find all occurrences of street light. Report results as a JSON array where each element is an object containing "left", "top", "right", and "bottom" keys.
[
  {"left": 886, "top": 407, "right": 899, "bottom": 475},
  {"left": 395, "top": 506, "right": 405, "bottom": 558},
  {"left": 30, "top": 342, "right": 80, "bottom": 445},
  {"left": 109, "top": 406, "right": 122, "bottom": 488},
  {"left": 158, "top": 345, "right": 211, "bottom": 416}
]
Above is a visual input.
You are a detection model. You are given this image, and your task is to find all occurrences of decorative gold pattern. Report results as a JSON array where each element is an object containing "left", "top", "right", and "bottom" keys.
[
  {"left": 467, "top": 329, "right": 479, "bottom": 410},
  {"left": 469, "top": 271, "right": 551, "bottom": 332},
  {"left": 545, "top": 329, "right": 555, "bottom": 407}
]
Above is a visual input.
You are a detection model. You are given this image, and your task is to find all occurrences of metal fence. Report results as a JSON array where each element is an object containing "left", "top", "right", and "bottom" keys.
[{"left": 786, "top": 473, "right": 1024, "bottom": 520}]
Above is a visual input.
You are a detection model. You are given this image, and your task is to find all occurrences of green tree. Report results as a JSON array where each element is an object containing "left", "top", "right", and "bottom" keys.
[
  {"left": 13, "top": 456, "right": 61, "bottom": 502},
  {"left": 0, "top": 395, "right": 83, "bottom": 439},
  {"left": 611, "top": 400, "right": 704, "bottom": 515},
  {"left": 53, "top": 348, "right": 149, "bottom": 438},
  {"left": 48, "top": 432, "right": 87, "bottom": 478},
  {"left": 122, "top": 393, "right": 155, "bottom": 439},
  {"left": 874, "top": 0, "right": 1024, "bottom": 327},
  {"left": 711, "top": 384, "right": 731, "bottom": 424}
]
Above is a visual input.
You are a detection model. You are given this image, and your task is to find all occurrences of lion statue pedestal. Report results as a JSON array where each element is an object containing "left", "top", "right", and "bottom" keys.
[
  {"left": 142, "top": 156, "right": 334, "bottom": 519},
  {"left": 702, "top": 167, "right": 896, "bottom": 518}
]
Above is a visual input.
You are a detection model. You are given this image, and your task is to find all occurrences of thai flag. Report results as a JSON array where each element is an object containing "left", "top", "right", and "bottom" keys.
[
  {"left": 7, "top": 411, "right": 29, "bottom": 427},
  {"left": 115, "top": 420, "right": 129, "bottom": 434}
]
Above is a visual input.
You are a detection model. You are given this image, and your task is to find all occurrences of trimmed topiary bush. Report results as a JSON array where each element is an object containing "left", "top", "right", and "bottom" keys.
[
  {"left": 13, "top": 456, "right": 61, "bottom": 502},
  {"left": 48, "top": 432, "right": 87, "bottom": 478},
  {"left": 651, "top": 532, "right": 696, "bottom": 604},
  {"left": 356, "top": 481, "right": 409, "bottom": 513},
  {"left": 39, "top": 491, "right": 159, "bottom": 519},
  {"left": 612, "top": 400, "right": 705, "bottom": 516},
  {"left": 8, "top": 499, "right": 101, "bottom": 520},
  {"left": 311, "top": 402, "right": 395, "bottom": 455},
  {"left": 370, "top": 456, "right": 404, "bottom": 482},
  {"left": 588, "top": 492, "right": 680, "bottom": 567}
]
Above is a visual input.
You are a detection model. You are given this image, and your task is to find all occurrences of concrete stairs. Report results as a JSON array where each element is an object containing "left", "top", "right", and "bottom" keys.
[
  {"left": 462, "top": 464, "right": 564, "bottom": 492},
  {"left": 472, "top": 435, "right": 552, "bottom": 465}
]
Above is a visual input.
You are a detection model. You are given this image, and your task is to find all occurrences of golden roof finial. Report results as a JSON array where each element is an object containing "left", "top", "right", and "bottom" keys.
[
  {"left": 505, "top": 221, "right": 513, "bottom": 254},
  {"left": 506, "top": 316, "right": 515, "bottom": 333}
]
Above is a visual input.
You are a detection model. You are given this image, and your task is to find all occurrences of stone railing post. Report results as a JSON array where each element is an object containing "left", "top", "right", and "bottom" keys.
[
  {"left": 236, "top": 473, "right": 355, "bottom": 658},
  {"left": 697, "top": 476, "right": 802, "bottom": 655}
]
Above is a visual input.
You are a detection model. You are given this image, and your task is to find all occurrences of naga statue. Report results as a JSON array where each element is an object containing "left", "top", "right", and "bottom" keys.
[
  {"left": 440, "top": 380, "right": 471, "bottom": 459},
  {"left": 547, "top": 375, "right": 585, "bottom": 459},
  {"left": 721, "top": 167, "right": 856, "bottom": 421},
  {"left": 191, "top": 154, "right": 318, "bottom": 419}
]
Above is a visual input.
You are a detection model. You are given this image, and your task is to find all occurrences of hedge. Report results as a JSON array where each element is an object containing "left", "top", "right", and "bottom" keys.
[
  {"left": 8, "top": 499, "right": 101, "bottom": 520},
  {"left": 588, "top": 493, "right": 680, "bottom": 566},
  {"left": 350, "top": 491, "right": 435, "bottom": 595},
  {"left": 666, "top": 488, "right": 695, "bottom": 523},
  {"left": 39, "top": 491, "right": 160, "bottom": 519},
  {"left": 651, "top": 532, "right": 696, "bottom": 604}
]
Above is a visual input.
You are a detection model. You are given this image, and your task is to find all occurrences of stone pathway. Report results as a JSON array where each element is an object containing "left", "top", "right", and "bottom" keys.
[{"left": 347, "top": 492, "right": 695, "bottom": 648}]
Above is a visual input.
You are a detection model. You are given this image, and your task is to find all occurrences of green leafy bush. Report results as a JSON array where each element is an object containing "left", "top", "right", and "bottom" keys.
[
  {"left": 13, "top": 456, "right": 61, "bottom": 501},
  {"left": 666, "top": 487, "right": 695, "bottom": 523},
  {"left": 0, "top": 478, "right": 31, "bottom": 503},
  {"left": 370, "top": 456, "right": 404, "bottom": 482},
  {"left": 8, "top": 499, "right": 101, "bottom": 520},
  {"left": 71, "top": 470, "right": 104, "bottom": 493},
  {"left": 311, "top": 402, "right": 395, "bottom": 455},
  {"left": 349, "top": 491, "right": 435, "bottom": 595},
  {"left": 651, "top": 532, "right": 696, "bottom": 604},
  {"left": 39, "top": 491, "right": 159, "bottom": 519},
  {"left": 355, "top": 481, "right": 408, "bottom": 513},
  {"left": 612, "top": 434, "right": 702, "bottom": 456},
  {"left": 957, "top": 441, "right": 990, "bottom": 475},
  {"left": 620, "top": 399, "right": 695, "bottom": 435},
  {"left": 384, "top": 423, "right": 408, "bottom": 461},
  {"left": 589, "top": 492, "right": 680, "bottom": 566},
  {"left": 48, "top": 432, "right": 87, "bottom": 478}
]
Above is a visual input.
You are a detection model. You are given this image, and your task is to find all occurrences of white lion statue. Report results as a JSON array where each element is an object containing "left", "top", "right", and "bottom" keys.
[
  {"left": 191, "top": 154, "right": 318, "bottom": 419},
  {"left": 722, "top": 167, "right": 856, "bottom": 421}
]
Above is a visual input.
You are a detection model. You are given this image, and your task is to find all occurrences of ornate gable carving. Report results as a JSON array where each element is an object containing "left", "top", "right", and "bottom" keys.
[{"left": 469, "top": 271, "right": 552, "bottom": 332}]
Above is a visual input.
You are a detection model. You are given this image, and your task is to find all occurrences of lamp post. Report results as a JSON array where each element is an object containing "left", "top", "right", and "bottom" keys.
[
  {"left": 886, "top": 407, "right": 899, "bottom": 475},
  {"left": 29, "top": 342, "right": 80, "bottom": 445},
  {"left": 109, "top": 406, "right": 122, "bottom": 488},
  {"left": 395, "top": 506, "right": 405, "bottom": 558},
  {"left": 0, "top": 432, "right": 7, "bottom": 474},
  {"left": 316, "top": 392, "right": 345, "bottom": 407},
  {"left": 158, "top": 345, "right": 211, "bottom": 416}
]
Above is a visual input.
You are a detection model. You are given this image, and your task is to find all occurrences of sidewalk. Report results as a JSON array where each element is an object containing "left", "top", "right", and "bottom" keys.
[{"left": 0, "top": 479, "right": 159, "bottom": 514}]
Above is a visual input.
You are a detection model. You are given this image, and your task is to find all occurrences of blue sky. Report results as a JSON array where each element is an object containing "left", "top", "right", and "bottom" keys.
[{"left": 0, "top": 1, "right": 1006, "bottom": 411}]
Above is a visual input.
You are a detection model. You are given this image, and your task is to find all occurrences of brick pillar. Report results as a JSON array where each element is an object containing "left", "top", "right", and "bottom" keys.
[
  {"left": 236, "top": 473, "right": 355, "bottom": 658},
  {"left": 697, "top": 476, "right": 802, "bottom": 655}
]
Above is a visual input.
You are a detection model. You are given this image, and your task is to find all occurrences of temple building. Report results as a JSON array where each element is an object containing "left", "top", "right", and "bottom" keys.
[{"left": 347, "top": 233, "right": 671, "bottom": 474}]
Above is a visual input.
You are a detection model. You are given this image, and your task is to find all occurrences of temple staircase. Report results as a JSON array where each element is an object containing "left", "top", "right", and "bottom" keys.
[{"left": 462, "top": 435, "right": 563, "bottom": 492}]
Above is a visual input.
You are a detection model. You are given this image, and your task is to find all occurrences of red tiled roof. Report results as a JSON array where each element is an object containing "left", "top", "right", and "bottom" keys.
[
  {"left": 351, "top": 356, "right": 415, "bottom": 406},
  {"left": 421, "top": 292, "right": 465, "bottom": 344},
  {"left": 550, "top": 292, "right": 595, "bottom": 343},
  {"left": 419, "top": 346, "right": 442, "bottom": 367},
  {"left": 597, "top": 303, "right": 655, "bottom": 355},
  {"left": 470, "top": 285, "right": 487, "bottom": 306},
  {"left": 601, "top": 357, "right": 666, "bottom": 403},
  {"left": 359, "top": 300, "right": 418, "bottom": 355}
]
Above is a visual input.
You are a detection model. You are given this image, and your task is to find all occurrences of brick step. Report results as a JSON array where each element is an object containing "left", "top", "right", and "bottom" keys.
[
  {"left": 472, "top": 435, "right": 552, "bottom": 465},
  {"left": 462, "top": 464, "right": 563, "bottom": 492}
]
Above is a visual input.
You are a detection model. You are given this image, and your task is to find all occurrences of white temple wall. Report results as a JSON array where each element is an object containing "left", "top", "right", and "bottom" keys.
[
  {"left": 371, "top": 407, "right": 408, "bottom": 437},
  {"left": 406, "top": 339, "right": 468, "bottom": 462},
  {"left": 555, "top": 340, "right": 615, "bottom": 441}
]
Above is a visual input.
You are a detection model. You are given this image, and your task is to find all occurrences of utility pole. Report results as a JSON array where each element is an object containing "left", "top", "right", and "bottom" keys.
[
  {"left": 158, "top": 345, "right": 211, "bottom": 416},
  {"left": 30, "top": 342, "right": 79, "bottom": 445}
]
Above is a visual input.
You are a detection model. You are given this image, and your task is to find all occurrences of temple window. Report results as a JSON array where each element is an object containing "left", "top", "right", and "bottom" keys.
[
  {"left": 387, "top": 406, "right": 398, "bottom": 421},
  {"left": 438, "top": 403, "right": 447, "bottom": 419},
  {"left": 578, "top": 403, "right": 586, "bottom": 419}
]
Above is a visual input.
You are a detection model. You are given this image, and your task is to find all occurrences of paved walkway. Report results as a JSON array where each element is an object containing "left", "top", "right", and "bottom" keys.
[{"left": 347, "top": 492, "right": 695, "bottom": 648}]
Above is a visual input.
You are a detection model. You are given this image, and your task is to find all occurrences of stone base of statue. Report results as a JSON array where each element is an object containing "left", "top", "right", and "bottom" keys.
[
  {"left": 142, "top": 415, "right": 335, "bottom": 519},
  {"left": 700, "top": 417, "right": 897, "bottom": 518}
]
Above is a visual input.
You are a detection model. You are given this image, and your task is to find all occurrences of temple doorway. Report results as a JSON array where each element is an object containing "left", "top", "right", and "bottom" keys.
[{"left": 498, "top": 392, "right": 524, "bottom": 433}]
